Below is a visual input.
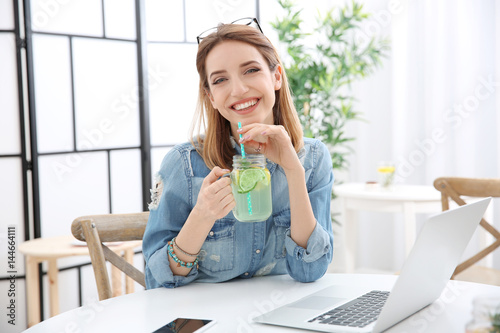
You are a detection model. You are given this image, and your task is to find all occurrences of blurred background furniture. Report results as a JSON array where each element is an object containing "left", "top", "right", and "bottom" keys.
[
  {"left": 71, "top": 212, "right": 148, "bottom": 300},
  {"left": 19, "top": 234, "right": 142, "bottom": 327},
  {"left": 434, "top": 177, "right": 500, "bottom": 285},
  {"left": 335, "top": 183, "right": 442, "bottom": 272}
]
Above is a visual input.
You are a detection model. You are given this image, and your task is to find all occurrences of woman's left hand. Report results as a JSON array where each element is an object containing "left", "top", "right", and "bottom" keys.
[{"left": 238, "top": 123, "right": 301, "bottom": 172}]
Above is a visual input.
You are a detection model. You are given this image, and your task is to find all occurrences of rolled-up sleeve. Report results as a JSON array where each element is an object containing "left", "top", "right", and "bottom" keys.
[
  {"left": 143, "top": 148, "right": 198, "bottom": 289},
  {"left": 285, "top": 140, "right": 334, "bottom": 282}
]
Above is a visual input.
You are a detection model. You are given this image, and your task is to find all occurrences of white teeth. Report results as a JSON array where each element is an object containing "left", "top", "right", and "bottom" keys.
[{"left": 233, "top": 99, "right": 257, "bottom": 111}]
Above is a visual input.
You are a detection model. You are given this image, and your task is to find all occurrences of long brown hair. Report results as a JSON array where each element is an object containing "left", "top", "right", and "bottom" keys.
[{"left": 190, "top": 23, "right": 303, "bottom": 170}]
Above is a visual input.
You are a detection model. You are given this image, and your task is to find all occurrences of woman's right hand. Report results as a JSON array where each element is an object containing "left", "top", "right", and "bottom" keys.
[
  {"left": 172, "top": 167, "right": 233, "bottom": 276},
  {"left": 192, "top": 167, "right": 235, "bottom": 222}
]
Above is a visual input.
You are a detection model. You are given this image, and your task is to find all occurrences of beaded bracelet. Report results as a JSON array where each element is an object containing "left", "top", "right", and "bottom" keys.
[
  {"left": 172, "top": 237, "right": 200, "bottom": 257},
  {"left": 167, "top": 239, "right": 199, "bottom": 269}
]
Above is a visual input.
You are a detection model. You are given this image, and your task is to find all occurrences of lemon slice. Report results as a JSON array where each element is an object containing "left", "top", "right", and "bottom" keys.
[
  {"left": 238, "top": 169, "right": 266, "bottom": 193},
  {"left": 377, "top": 166, "right": 395, "bottom": 173},
  {"left": 261, "top": 169, "right": 271, "bottom": 185}
]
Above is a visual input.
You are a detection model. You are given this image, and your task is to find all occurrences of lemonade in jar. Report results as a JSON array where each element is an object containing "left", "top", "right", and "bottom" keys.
[
  {"left": 377, "top": 161, "right": 396, "bottom": 189},
  {"left": 231, "top": 154, "right": 272, "bottom": 222}
]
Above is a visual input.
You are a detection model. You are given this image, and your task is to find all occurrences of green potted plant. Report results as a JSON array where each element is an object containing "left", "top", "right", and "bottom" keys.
[
  {"left": 492, "top": 312, "right": 500, "bottom": 333},
  {"left": 272, "top": 0, "right": 390, "bottom": 173}
]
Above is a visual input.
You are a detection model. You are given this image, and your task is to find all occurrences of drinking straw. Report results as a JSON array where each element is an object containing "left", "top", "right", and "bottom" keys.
[{"left": 238, "top": 122, "right": 253, "bottom": 216}]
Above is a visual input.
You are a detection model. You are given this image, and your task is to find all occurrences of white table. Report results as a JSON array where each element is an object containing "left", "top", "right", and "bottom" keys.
[
  {"left": 24, "top": 273, "right": 500, "bottom": 333},
  {"left": 335, "top": 183, "right": 442, "bottom": 272}
]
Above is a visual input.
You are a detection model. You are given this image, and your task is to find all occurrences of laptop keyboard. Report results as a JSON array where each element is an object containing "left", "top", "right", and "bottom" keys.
[{"left": 308, "top": 290, "right": 390, "bottom": 328}]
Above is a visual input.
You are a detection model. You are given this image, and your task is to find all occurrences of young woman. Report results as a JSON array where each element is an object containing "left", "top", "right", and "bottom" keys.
[{"left": 143, "top": 18, "right": 334, "bottom": 288}]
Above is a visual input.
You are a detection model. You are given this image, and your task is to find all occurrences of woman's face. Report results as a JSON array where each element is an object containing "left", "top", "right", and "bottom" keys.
[{"left": 204, "top": 40, "right": 282, "bottom": 136}]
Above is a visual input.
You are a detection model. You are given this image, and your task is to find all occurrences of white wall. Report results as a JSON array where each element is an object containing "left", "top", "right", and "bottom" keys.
[{"left": 338, "top": 0, "right": 500, "bottom": 272}]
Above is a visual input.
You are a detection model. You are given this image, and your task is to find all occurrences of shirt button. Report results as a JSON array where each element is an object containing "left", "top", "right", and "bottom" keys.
[
  {"left": 209, "top": 231, "right": 214, "bottom": 236},
  {"left": 255, "top": 249, "right": 261, "bottom": 254},
  {"left": 244, "top": 272, "right": 249, "bottom": 276}
]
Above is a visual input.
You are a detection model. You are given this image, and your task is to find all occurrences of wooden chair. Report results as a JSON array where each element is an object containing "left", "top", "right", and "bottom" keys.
[
  {"left": 71, "top": 212, "right": 149, "bottom": 300},
  {"left": 434, "top": 177, "right": 500, "bottom": 285}
]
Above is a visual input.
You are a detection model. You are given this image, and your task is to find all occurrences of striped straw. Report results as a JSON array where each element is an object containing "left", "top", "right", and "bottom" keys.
[
  {"left": 238, "top": 122, "right": 252, "bottom": 216},
  {"left": 238, "top": 122, "right": 246, "bottom": 158}
]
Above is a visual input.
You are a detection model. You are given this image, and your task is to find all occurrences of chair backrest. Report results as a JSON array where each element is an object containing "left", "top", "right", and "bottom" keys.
[
  {"left": 433, "top": 177, "right": 500, "bottom": 278},
  {"left": 71, "top": 212, "right": 149, "bottom": 300}
]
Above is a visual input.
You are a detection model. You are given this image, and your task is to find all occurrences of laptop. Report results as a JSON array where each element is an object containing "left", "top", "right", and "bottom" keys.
[{"left": 253, "top": 197, "right": 492, "bottom": 332}]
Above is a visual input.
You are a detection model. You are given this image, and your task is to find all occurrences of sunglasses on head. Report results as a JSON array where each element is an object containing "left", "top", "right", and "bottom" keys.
[{"left": 196, "top": 17, "right": 263, "bottom": 44}]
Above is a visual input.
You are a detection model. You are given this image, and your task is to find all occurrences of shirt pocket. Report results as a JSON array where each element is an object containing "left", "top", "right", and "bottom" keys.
[
  {"left": 273, "top": 210, "right": 291, "bottom": 259},
  {"left": 199, "top": 218, "right": 235, "bottom": 273}
]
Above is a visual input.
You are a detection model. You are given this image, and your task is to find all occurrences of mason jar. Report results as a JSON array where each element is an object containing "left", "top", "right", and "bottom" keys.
[
  {"left": 231, "top": 154, "right": 272, "bottom": 222},
  {"left": 465, "top": 295, "right": 500, "bottom": 333}
]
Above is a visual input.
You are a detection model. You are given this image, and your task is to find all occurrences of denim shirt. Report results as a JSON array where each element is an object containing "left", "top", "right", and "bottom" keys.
[{"left": 143, "top": 137, "right": 334, "bottom": 289}]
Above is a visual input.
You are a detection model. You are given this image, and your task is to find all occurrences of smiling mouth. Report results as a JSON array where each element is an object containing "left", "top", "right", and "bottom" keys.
[{"left": 232, "top": 98, "right": 259, "bottom": 111}]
